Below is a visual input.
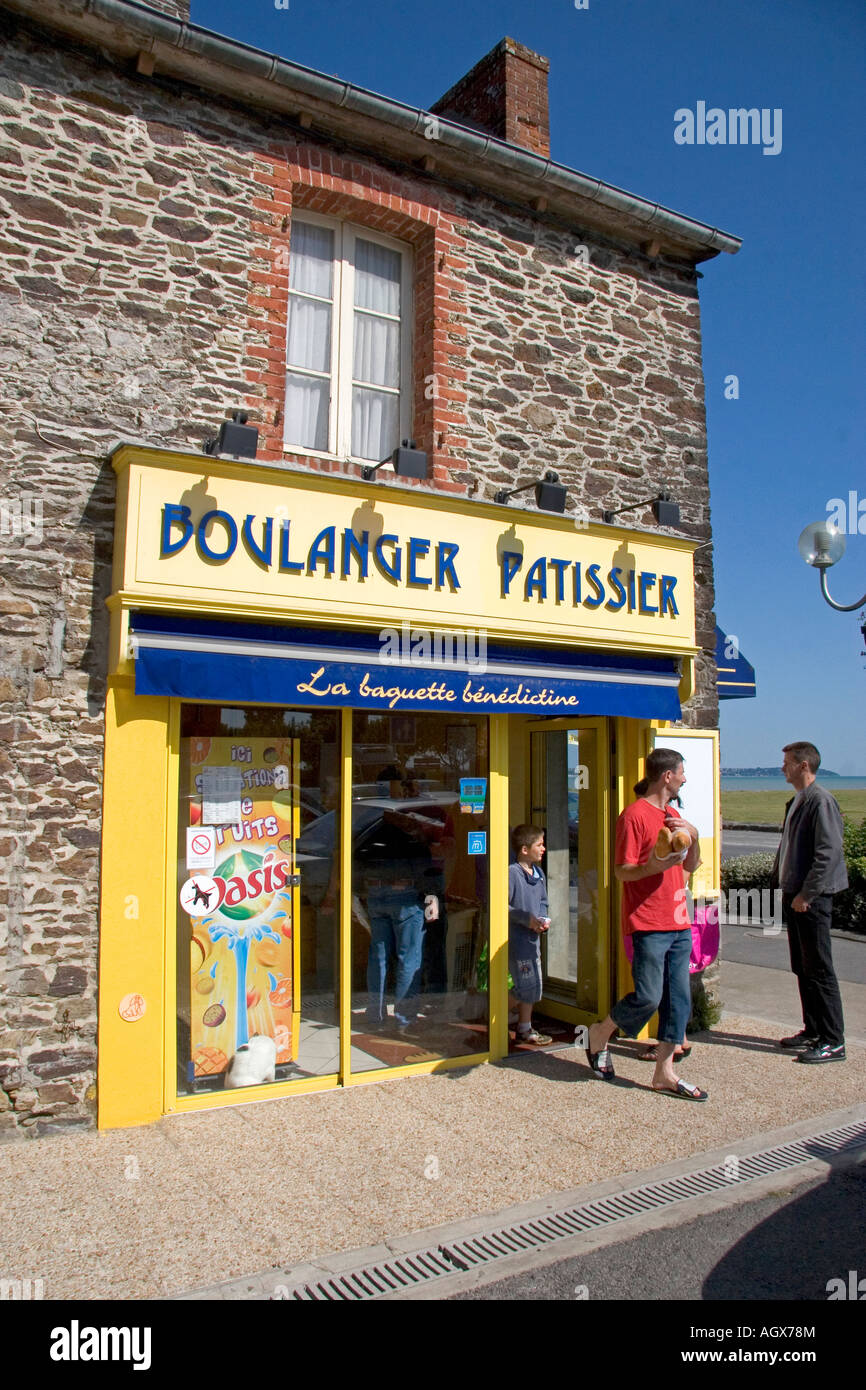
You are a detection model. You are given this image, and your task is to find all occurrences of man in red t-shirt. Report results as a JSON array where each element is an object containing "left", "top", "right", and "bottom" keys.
[{"left": 583, "top": 748, "right": 708, "bottom": 1101}]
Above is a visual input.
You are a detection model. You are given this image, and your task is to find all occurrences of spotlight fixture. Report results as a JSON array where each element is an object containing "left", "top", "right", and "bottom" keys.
[
  {"left": 362, "top": 439, "right": 429, "bottom": 482},
  {"left": 203, "top": 410, "right": 259, "bottom": 461},
  {"left": 494, "top": 470, "right": 568, "bottom": 514},
  {"left": 603, "top": 486, "right": 680, "bottom": 528}
]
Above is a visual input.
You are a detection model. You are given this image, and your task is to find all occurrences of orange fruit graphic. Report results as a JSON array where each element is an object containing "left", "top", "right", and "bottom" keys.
[
  {"left": 269, "top": 976, "right": 292, "bottom": 1009},
  {"left": 193, "top": 1046, "right": 228, "bottom": 1076},
  {"left": 190, "top": 737, "right": 211, "bottom": 765}
]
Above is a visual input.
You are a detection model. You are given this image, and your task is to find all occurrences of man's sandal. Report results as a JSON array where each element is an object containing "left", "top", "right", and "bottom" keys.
[
  {"left": 652, "top": 1078, "right": 708, "bottom": 1101},
  {"left": 585, "top": 1046, "right": 616, "bottom": 1080}
]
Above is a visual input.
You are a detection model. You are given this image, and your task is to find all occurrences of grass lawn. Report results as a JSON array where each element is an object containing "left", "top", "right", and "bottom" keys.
[{"left": 722, "top": 789, "right": 866, "bottom": 825}]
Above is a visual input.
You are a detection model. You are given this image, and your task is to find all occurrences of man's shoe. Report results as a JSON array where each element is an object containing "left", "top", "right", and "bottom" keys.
[
  {"left": 796, "top": 1042, "right": 846, "bottom": 1064},
  {"left": 779, "top": 1030, "right": 818, "bottom": 1049}
]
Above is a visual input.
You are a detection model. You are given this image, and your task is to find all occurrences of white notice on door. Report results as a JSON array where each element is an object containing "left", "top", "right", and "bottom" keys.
[
  {"left": 200, "top": 767, "right": 243, "bottom": 826},
  {"left": 186, "top": 825, "right": 216, "bottom": 871}
]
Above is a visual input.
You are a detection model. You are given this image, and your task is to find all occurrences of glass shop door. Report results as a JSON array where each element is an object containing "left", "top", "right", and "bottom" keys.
[
  {"left": 175, "top": 705, "right": 342, "bottom": 1100},
  {"left": 528, "top": 718, "right": 610, "bottom": 1025}
]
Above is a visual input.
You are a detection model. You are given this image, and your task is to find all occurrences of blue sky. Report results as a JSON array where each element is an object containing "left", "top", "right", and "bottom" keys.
[{"left": 192, "top": 0, "right": 865, "bottom": 773}]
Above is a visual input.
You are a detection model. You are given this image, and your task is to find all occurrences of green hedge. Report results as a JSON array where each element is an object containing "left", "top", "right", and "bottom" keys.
[{"left": 720, "top": 818, "right": 866, "bottom": 934}]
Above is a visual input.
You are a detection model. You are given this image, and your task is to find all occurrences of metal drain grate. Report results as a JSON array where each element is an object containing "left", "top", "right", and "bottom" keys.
[{"left": 287, "top": 1118, "right": 866, "bottom": 1299}]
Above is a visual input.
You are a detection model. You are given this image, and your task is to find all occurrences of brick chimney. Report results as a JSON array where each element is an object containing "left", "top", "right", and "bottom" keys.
[
  {"left": 429, "top": 37, "right": 550, "bottom": 159},
  {"left": 140, "top": 0, "right": 191, "bottom": 22}
]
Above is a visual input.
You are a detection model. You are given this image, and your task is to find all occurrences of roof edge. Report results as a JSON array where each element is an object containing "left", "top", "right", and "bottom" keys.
[{"left": 1, "top": 0, "right": 743, "bottom": 260}]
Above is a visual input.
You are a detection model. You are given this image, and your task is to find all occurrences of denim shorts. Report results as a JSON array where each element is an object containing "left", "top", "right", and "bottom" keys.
[
  {"left": 508, "top": 926, "right": 543, "bottom": 1005},
  {"left": 610, "top": 928, "right": 692, "bottom": 1043}
]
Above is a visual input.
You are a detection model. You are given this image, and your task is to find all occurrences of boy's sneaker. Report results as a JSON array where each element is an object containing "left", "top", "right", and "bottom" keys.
[{"left": 516, "top": 1026, "right": 552, "bottom": 1045}]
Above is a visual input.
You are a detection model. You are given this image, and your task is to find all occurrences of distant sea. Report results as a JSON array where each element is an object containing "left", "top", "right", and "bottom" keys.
[{"left": 722, "top": 776, "right": 866, "bottom": 791}]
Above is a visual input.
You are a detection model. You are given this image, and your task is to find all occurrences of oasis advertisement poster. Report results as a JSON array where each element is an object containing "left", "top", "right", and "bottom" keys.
[{"left": 180, "top": 737, "right": 298, "bottom": 1085}]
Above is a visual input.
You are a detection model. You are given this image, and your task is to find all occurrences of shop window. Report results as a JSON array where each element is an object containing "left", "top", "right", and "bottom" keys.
[
  {"left": 284, "top": 214, "right": 412, "bottom": 463},
  {"left": 349, "top": 712, "right": 490, "bottom": 1069},
  {"left": 176, "top": 706, "right": 340, "bottom": 1095}
]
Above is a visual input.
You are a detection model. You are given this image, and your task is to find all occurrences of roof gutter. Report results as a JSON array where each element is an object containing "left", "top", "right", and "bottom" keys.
[{"left": 1, "top": 0, "right": 742, "bottom": 261}]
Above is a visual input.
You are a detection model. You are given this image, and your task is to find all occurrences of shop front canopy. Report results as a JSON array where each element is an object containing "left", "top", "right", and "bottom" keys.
[
  {"left": 128, "top": 612, "right": 685, "bottom": 721},
  {"left": 715, "top": 623, "right": 756, "bottom": 700}
]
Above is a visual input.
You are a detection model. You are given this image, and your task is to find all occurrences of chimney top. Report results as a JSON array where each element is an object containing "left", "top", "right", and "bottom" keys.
[
  {"left": 139, "top": 0, "right": 191, "bottom": 22},
  {"left": 430, "top": 36, "right": 550, "bottom": 159}
]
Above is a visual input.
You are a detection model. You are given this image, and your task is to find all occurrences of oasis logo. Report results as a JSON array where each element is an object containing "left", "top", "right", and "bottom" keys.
[{"left": 181, "top": 853, "right": 291, "bottom": 921}]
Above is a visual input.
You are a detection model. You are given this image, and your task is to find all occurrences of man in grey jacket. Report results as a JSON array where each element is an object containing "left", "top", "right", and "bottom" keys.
[{"left": 771, "top": 742, "right": 848, "bottom": 1063}]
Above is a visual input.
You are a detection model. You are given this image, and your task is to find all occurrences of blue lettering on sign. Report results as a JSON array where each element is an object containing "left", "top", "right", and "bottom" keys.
[
  {"left": 548, "top": 558, "right": 569, "bottom": 603},
  {"left": 638, "top": 571, "right": 658, "bottom": 614},
  {"left": 501, "top": 551, "right": 523, "bottom": 596},
  {"left": 155, "top": 502, "right": 682, "bottom": 622},
  {"left": 436, "top": 541, "right": 461, "bottom": 591},
  {"left": 525, "top": 557, "right": 547, "bottom": 601},
  {"left": 308, "top": 526, "right": 336, "bottom": 577},
  {"left": 407, "top": 536, "right": 432, "bottom": 587},
  {"left": 374, "top": 533, "right": 402, "bottom": 582},
  {"left": 660, "top": 574, "right": 679, "bottom": 616},
  {"left": 197, "top": 509, "right": 238, "bottom": 562},
  {"left": 583, "top": 562, "right": 605, "bottom": 609},
  {"left": 243, "top": 515, "right": 273, "bottom": 567},
  {"left": 342, "top": 529, "right": 369, "bottom": 578},
  {"left": 161, "top": 502, "right": 193, "bottom": 556},
  {"left": 279, "top": 520, "right": 304, "bottom": 574},
  {"left": 606, "top": 567, "right": 627, "bottom": 611}
]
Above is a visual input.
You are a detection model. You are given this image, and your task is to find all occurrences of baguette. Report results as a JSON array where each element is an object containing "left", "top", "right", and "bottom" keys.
[{"left": 655, "top": 826, "right": 673, "bottom": 856}]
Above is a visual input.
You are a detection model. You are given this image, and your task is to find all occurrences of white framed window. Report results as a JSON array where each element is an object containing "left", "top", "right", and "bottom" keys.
[{"left": 284, "top": 213, "right": 413, "bottom": 464}]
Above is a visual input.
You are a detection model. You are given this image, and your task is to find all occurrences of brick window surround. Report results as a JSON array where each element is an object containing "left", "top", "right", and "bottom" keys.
[{"left": 247, "top": 149, "right": 470, "bottom": 495}]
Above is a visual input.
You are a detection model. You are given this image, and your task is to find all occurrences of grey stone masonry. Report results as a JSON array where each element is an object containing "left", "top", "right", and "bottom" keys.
[{"left": 0, "top": 12, "right": 719, "bottom": 1136}]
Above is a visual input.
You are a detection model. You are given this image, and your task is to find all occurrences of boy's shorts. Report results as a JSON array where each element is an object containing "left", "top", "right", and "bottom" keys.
[{"left": 508, "top": 925, "right": 543, "bottom": 1004}]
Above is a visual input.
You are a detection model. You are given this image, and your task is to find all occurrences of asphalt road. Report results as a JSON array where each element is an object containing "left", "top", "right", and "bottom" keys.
[
  {"left": 721, "top": 922, "right": 866, "bottom": 984},
  {"left": 451, "top": 1155, "right": 866, "bottom": 1302},
  {"left": 721, "top": 829, "right": 781, "bottom": 861}
]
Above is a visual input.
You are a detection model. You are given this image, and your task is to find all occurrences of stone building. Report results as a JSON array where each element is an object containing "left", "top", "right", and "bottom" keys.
[{"left": 0, "top": 0, "right": 739, "bottom": 1136}]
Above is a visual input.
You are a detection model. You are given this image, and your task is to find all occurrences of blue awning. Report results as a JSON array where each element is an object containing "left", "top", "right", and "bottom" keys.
[
  {"left": 715, "top": 624, "right": 756, "bottom": 700},
  {"left": 129, "top": 612, "right": 683, "bottom": 720}
]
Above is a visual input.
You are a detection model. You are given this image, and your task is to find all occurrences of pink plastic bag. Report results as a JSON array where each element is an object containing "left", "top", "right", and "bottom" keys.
[
  {"left": 689, "top": 903, "right": 720, "bottom": 973},
  {"left": 623, "top": 902, "right": 720, "bottom": 974}
]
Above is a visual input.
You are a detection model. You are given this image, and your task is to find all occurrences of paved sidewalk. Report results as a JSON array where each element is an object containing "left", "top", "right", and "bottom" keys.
[
  {"left": 0, "top": 1011, "right": 864, "bottom": 1300},
  {"left": 722, "top": 962, "right": 866, "bottom": 1044}
]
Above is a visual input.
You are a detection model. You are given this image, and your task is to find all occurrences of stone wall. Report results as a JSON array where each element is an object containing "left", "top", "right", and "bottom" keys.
[{"left": 0, "top": 14, "right": 717, "bottom": 1136}]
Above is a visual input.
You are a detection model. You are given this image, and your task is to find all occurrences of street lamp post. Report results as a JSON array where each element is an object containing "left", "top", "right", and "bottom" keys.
[{"left": 797, "top": 520, "right": 866, "bottom": 651}]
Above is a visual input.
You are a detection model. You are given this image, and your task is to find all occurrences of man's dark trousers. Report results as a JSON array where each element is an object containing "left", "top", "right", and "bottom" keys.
[{"left": 783, "top": 893, "right": 845, "bottom": 1047}]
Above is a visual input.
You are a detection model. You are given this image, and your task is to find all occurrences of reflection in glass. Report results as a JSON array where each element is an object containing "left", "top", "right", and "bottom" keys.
[
  {"left": 349, "top": 712, "right": 489, "bottom": 1070},
  {"left": 531, "top": 727, "right": 600, "bottom": 1014}
]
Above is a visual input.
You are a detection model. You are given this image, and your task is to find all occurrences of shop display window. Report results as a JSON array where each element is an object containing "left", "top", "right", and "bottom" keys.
[{"left": 349, "top": 712, "right": 490, "bottom": 1069}]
